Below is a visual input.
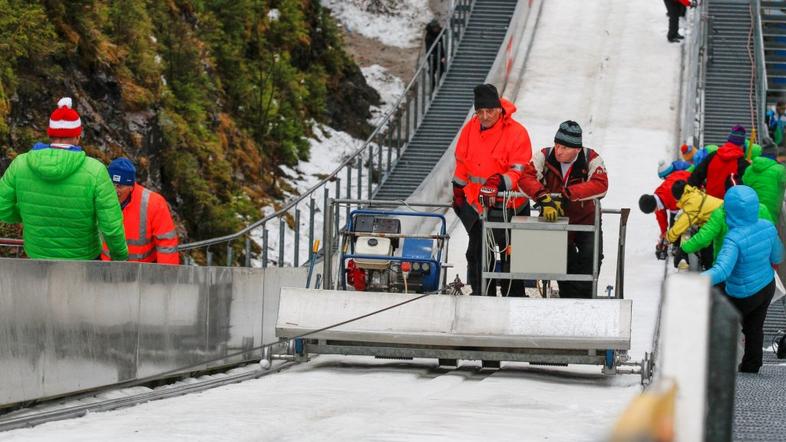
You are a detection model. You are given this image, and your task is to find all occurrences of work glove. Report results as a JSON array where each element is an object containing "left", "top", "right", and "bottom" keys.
[
  {"left": 452, "top": 184, "right": 466, "bottom": 210},
  {"left": 655, "top": 238, "right": 669, "bottom": 260},
  {"left": 537, "top": 194, "right": 563, "bottom": 222},
  {"left": 479, "top": 185, "right": 498, "bottom": 208},
  {"left": 672, "top": 246, "right": 688, "bottom": 269},
  {"left": 479, "top": 174, "right": 503, "bottom": 208}
]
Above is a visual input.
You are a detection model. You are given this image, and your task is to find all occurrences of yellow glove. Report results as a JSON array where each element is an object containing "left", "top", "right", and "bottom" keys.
[{"left": 538, "top": 195, "right": 563, "bottom": 222}]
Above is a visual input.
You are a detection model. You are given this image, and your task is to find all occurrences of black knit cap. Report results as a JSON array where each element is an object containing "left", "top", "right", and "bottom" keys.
[
  {"left": 554, "top": 120, "right": 582, "bottom": 148},
  {"left": 474, "top": 84, "right": 502, "bottom": 110},
  {"left": 638, "top": 194, "right": 657, "bottom": 214}
]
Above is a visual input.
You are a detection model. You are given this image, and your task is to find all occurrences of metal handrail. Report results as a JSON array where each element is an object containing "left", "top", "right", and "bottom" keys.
[
  {"left": 178, "top": 0, "right": 476, "bottom": 267},
  {"left": 752, "top": 0, "right": 769, "bottom": 143}
]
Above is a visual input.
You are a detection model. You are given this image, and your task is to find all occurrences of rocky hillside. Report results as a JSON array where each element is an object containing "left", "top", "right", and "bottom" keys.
[{"left": 0, "top": 0, "right": 379, "bottom": 243}]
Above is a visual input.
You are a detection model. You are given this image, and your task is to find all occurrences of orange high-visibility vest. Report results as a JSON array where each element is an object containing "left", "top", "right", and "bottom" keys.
[{"left": 102, "top": 183, "right": 179, "bottom": 264}]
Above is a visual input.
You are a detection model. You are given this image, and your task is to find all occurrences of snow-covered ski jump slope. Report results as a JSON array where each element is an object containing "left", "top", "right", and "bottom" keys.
[{"left": 0, "top": 1, "right": 682, "bottom": 441}]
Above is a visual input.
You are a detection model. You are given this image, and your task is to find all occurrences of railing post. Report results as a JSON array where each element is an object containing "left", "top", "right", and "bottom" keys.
[
  {"left": 226, "top": 241, "right": 233, "bottom": 267},
  {"left": 322, "top": 189, "right": 333, "bottom": 290},
  {"left": 294, "top": 208, "right": 301, "bottom": 266},
  {"left": 367, "top": 147, "right": 373, "bottom": 200},
  {"left": 244, "top": 236, "right": 251, "bottom": 267},
  {"left": 405, "top": 97, "right": 411, "bottom": 144},
  {"left": 414, "top": 82, "right": 420, "bottom": 129},
  {"left": 206, "top": 247, "right": 213, "bottom": 267},
  {"left": 334, "top": 179, "right": 341, "bottom": 243},
  {"left": 308, "top": 197, "right": 315, "bottom": 262},
  {"left": 345, "top": 166, "right": 351, "bottom": 223},
  {"left": 356, "top": 156, "right": 362, "bottom": 200},
  {"left": 262, "top": 227, "right": 268, "bottom": 268},
  {"left": 278, "top": 217, "right": 285, "bottom": 267}
]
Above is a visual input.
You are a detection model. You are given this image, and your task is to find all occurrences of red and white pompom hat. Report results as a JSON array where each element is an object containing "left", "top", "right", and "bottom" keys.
[{"left": 47, "top": 97, "right": 82, "bottom": 138}]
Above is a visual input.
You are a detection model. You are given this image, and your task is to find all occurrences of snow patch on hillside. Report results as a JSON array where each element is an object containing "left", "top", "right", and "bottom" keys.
[
  {"left": 321, "top": 0, "right": 432, "bottom": 48},
  {"left": 362, "top": 64, "right": 406, "bottom": 125}
]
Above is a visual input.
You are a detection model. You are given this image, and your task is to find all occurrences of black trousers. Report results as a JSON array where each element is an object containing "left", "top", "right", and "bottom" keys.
[
  {"left": 459, "top": 203, "right": 531, "bottom": 296},
  {"left": 725, "top": 279, "right": 775, "bottom": 373},
  {"left": 663, "top": 0, "right": 686, "bottom": 39},
  {"left": 558, "top": 229, "right": 603, "bottom": 299}
]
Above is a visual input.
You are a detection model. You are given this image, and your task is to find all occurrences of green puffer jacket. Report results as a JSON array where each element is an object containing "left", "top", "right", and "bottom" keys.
[
  {"left": 681, "top": 203, "right": 773, "bottom": 261},
  {"left": 0, "top": 144, "right": 128, "bottom": 260},
  {"left": 742, "top": 156, "right": 786, "bottom": 222}
]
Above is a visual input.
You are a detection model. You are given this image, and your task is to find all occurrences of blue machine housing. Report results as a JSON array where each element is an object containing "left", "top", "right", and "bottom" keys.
[
  {"left": 341, "top": 209, "right": 447, "bottom": 293},
  {"left": 400, "top": 238, "right": 439, "bottom": 292}
]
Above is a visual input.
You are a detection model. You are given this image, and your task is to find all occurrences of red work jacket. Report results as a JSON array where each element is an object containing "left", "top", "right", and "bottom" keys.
[
  {"left": 519, "top": 146, "right": 609, "bottom": 226},
  {"left": 654, "top": 170, "right": 691, "bottom": 234},
  {"left": 102, "top": 184, "right": 180, "bottom": 264},
  {"left": 453, "top": 98, "right": 533, "bottom": 214}
]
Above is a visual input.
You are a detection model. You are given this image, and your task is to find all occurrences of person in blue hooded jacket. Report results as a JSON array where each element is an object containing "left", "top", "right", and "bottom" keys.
[{"left": 703, "top": 185, "right": 783, "bottom": 373}]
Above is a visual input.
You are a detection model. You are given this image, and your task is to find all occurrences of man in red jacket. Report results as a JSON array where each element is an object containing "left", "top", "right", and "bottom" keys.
[
  {"left": 519, "top": 121, "right": 608, "bottom": 298},
  {"left": 101, "top": 157, "right": 180, "bottom": 264},
  {"left": 638, "top": 169, "right": 691, "bottom": 259},
  {"left": 452, "top": 84, "right": 532, "bottom": 296},
  {"left": 688, "top": 124, "right": 749, "bottom": 199}
]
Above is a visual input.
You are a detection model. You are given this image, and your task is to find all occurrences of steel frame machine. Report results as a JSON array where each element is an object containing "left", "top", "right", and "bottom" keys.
[{"left": 275, "top": 197, "right": 648, "bottom": 381}]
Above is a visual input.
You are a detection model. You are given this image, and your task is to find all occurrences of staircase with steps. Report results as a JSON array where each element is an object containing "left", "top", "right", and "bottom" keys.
[
  {"left": 702, "top": 0, "right": 760, "bottom": 145},
  {"left": 373, "top": 0, "right": 518, "bottom": 201}
]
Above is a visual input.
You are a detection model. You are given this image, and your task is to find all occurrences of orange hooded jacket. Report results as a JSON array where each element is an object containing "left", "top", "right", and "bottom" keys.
[
  {"left": 101, "top": 183, "right": 179, "bottom": 264},
  {"left": 452, "top": 98, "right": 532, "bottom": 214}
]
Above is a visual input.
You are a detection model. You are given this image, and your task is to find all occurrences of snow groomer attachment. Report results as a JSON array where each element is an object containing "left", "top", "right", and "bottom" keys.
[{"left": 276, "top": 198, "right": 646, "bottom": 381}]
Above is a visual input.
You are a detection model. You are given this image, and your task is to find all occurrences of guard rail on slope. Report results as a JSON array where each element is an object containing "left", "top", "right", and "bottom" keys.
[
  {"left": 697, "top": 0, "right": 767, "bottom": 146},
  {"left": 176, "top": 1, "right": 475, "bottom": 267}
]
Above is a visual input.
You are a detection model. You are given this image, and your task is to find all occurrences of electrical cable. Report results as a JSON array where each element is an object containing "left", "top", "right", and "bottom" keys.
[{"left": 93, "top": 289, "right": 438, "bottom": 393}]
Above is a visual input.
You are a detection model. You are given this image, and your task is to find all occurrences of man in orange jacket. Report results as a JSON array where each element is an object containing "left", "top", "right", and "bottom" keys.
[
  {"left": 101, "top": 157, "right": 180, "bottom": 264},
  {"left": 452, "top": 84, "right": 532, "bottom": 296}
]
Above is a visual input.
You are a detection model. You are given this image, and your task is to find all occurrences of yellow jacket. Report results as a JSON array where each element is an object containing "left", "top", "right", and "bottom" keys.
[{"left": 666, "top": 185, "right": 723, "bottom": 243}]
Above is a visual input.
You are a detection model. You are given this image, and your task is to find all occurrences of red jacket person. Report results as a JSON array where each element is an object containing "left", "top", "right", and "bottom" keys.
[
  {"left": 101, "top": 157, "right": 180, "bottom": 264},
  {"left": 518, "top": 120, "right": 608, "bottom": 298},
  {"left": 639, "top": 169, "right": 691, "bottom": 258},
  {"left": 451, "top": 84, "right": 533, "bottom": 296}
]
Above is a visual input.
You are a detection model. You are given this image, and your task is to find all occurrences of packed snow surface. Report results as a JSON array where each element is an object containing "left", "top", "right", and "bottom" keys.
[
  {"left": 321, "top": 0, "right": 433, "bottom": 48},
  {"left": 0, "top": 357, "right": 641, "bottom": 442},
  {"left": 1, "top": 0, "right": 681, "bottom": 440}
]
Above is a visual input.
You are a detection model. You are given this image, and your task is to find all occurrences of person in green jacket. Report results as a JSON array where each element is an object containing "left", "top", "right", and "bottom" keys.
[
  {"left": 681, "top": 202, "right": 773, "bottom": 263},
  {"left": 0, "top": 97, "right": 128, "bottom": 260},
  {"left": 742, "top": 155, "right": 786, "bottom": 223}
]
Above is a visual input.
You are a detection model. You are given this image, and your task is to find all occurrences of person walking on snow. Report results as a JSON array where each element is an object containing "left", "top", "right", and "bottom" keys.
[
  {"left": 101, "top": 158, "right": 180, "bottom": 264},
  {"left": 0, "top": 97, "right": 127, "bottom": 260},
  {"left": 518, "top": 121, "right": 609, "bottom": 299},
  {"left": 638, "top": 168, "right": 691, "bottom": 259},
  {"left": 452, "top": 84, "right": 533, "bottom": 296},
  {"left": 663, "top": 0, "right": 691, "bottom": 43},
  {"left": 688, "top": 125, "right": 750, "bottom": 199},
  {"left": 702, "top": 185, "right": 783, "bottom": 373}
]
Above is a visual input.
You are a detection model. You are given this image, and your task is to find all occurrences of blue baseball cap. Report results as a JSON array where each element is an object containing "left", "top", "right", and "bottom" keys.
[{"left": 108, "top": 157, "right": 136, "bottom": 186}]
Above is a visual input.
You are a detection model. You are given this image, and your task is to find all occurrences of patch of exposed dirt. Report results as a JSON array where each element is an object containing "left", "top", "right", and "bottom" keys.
[{"left": 339, "top": 0, "right": 450, "bottom": 83}]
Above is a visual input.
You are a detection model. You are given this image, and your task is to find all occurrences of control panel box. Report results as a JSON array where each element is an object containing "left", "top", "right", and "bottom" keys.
[{"left": 509, "top": 216, "right": 568, "bottom": 275}]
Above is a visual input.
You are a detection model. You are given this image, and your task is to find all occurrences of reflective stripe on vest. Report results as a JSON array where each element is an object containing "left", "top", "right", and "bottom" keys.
[
  {"left": 128, "top": 249, "right": 155, "bottom": 261},
  {"left": 155, "top": 230, "right": 177, "bottom": 240},
  {"left": 125, "top": 189, "right": 151, "bottom": 247}
]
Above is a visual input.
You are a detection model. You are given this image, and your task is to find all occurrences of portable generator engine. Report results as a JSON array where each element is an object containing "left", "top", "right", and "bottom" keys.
[{"left": 347, "top": 215, "right": 400, "bottom": 292}]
